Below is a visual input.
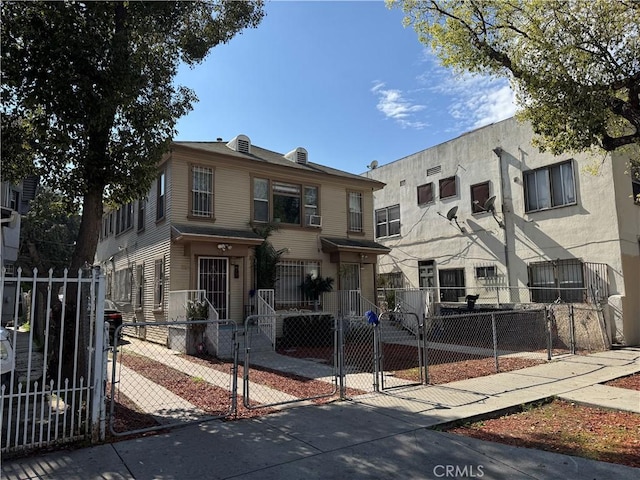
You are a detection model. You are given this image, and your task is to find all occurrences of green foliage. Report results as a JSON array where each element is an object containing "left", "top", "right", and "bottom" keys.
[
  {"left": 186, "top": 299, "right": 209, "bottom": 320},
  {"left": 388, "top": 0, "right": 640, "bottom": 154},
  {"left": 1, "top": 1, "right": 264, "bottom": 271},
  {"left": 252, "top": 222, "right": 288, "bottom": 290},
  {"left": 300, "top": 274, "right": 335, "bottom": 301},
  {"left": 17, "top": 188, "right": 81, "bottom": 275}
]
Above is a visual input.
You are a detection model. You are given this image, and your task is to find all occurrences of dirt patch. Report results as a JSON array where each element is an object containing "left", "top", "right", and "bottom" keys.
[
  {"left": 604, "top": 373, "right": 640, "bottom": 391},
  {"left": 445, "top": 395, "right": 640, "bottom": 468}
]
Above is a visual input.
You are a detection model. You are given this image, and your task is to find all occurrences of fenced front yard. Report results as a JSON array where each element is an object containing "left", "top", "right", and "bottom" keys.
[{"left": 1, "top": 269, "right": 610, "bottom": 455}]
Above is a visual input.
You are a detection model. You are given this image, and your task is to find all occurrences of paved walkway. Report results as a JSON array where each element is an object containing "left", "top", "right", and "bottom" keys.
[{"left": 2, "top": 347, "right": 639, "bottom": 480}]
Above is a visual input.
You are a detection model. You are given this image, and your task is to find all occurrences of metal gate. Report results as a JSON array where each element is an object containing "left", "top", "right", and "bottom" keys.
[
  {"left": 0, "top": 267, "right": 106, "bottom": 455},
  {"left": 108, "top": 319, "right": 238, "bottom": 437},
  {"left": 242, "top": 314, "right": 338, "bottom": 410}
]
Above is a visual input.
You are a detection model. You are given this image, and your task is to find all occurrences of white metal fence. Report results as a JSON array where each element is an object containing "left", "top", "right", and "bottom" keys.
[{"left": 0, "top": 267, "right": 107, "bottom": 455}]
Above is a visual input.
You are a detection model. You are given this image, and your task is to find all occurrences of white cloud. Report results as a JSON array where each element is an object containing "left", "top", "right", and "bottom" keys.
[
  {"left": 371, "top": 81, "right": 428, "bottom": 129},
  {"left": 418, "top": 52, "right": 517, "bottom": 133}
]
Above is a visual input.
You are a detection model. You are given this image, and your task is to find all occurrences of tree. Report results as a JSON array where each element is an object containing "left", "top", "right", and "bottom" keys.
[
  {"left": 252, "top": 222, "right": 287, "bottom": 291},
  {"left": 388, "top": 0, "right": 640, "bottom": 154},
  {"left": 1, "top": 1, "right": 264, "bottom": 273},
  {"left": 17, "top": 188, "right": 81, "bottom": 276}
]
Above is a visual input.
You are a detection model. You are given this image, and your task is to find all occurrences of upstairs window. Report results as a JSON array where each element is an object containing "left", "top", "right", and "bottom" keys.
[
  {"left": 348, "top": 191, "right": 363, "bottom": 232},
  {"left": 253, "top": 178, "right": 319, "bottom": 226},
  {"left": 273, "top": 181, "right": 301, "bottom": 224},
  {"left": 137, "top": 198, "right": 146, "bottom": 231},
  {"left": 439, "top": 176, "right": 457, "bottom": 199},
  {"left": 156, "top": 170, "right": 166, "bottom": 221},
  {"left": 304, "top": 186, "right": 319, "bottom": 225},
  {"left": 417, "top": 183, "right": 434, "bottom": 205},
  {"left": 253, "top": 178, "right": 269, "bottom": 222},
  {"left": 375, "top": 205, "right": 400, "bottom": 238},
  {"left": 524, "top": 160, "right": 576, "bottom": 212},
  {"left": 191, "top": 165, "right": 214, "bottom": 217},
  {"left": 115, "top": 203, "right": 133, "bottom": 235},
  {"left": 471, "top": 182, "right": 490, "bottom": 214}
]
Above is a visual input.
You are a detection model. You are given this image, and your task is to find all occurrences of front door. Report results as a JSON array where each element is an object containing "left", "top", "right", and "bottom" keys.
[
  {"left": 341, "top": 263, "right": 361, "bottom": 315},
  {"left": 198, "top": 257, "right": 228, "bottom": 319}
]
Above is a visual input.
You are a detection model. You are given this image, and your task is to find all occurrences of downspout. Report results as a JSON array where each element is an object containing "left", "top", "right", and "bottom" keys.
[{"left": 493, "top": 147, "right": 512, "bottom": 295}]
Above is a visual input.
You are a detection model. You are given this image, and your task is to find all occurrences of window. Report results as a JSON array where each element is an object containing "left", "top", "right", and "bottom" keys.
[
  {"left": 471, "top": 182, "right": 490, "bottom": 214},
  {"left": 115, "top": 202, "right": 133, "bottom": 234},
  {"left": 379, "top": 272, "right": 404, "bottom": 289},
  {"left": 9, "top": 189, "right": 19, "bottom": 210},
  {"left": 273, "top": 181, "right": 301, "bottom": 224},
  {"left": 348, "top": 191, "right": 363, "bottom": 232},
  {"left": 439, "top": 176, "right": 457, "bottom": 199},
  {"left": 524, "top": 160, "right": 576, "bottom": 212},
  {"left": 137, "top": 198, "right": 146, "bottom": 231},
  {"left": 253, "top": 178, "right": 269, "bottom": 222},
  {"left": 528, "top": 259, "right": 584, "bottom": 303},
  {"left": 191, "top": 165, "right": 214, "bottom": 217},
  {"left": 275, "top": 260, "right": 320, "bottom": 309},
  {"left": 375, "top": 205, "right": 400, "bottom": 238},
  {"left": 253, "top": 178, "right": 318, "bottom": 226},
  {"left": 156, "top": 171, "right": 166, "bottom": 221},
  {"left": 114, "top": 268, "right": 132, "bottom": 303},
  {"left": 135, "top": 264, "right": 144, "bottom": 309},
  {"left": 304, "top": 186, "right": 318, "bottom": 225},
  {"left": 418, "top": 260, "right": 435, "bottom": 288},
  {"left": 475, "top": 265, "right": 497, "bottom": 278},
  {"left": 417, "top": 183, "right": 434, "bottom": 205},
  {"left": 154, "top": 257, "right": 164, "bottom": 309},
  {"left": 102, "top": 215, "right": 111, "bottom": 239}
]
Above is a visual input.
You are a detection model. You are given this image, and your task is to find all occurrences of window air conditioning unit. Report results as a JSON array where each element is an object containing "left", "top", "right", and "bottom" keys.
[{"left": 308, "top": 215, "right": 322, "bottom": 227}]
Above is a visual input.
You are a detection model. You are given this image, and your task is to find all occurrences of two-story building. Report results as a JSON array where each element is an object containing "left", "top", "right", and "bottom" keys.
[
  {"left": 367, "top": 117, "right": 640, "bottom": 346},
  {"left": 95, "top": 135, "right": 389, "bottom": 345}
]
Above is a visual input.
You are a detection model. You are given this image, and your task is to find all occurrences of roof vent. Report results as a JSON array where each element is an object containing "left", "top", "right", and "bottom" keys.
[
  {"left": 285, "top": 147, "right": 308, "bottom": 165},
  {"left": 226, "top": 134, "right": 251, "bottom": 154}
]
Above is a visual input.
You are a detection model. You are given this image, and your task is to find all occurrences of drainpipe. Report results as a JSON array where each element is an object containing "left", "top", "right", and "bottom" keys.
[{"left": 493, "top": 147, "right": 512, "bottom": 297}]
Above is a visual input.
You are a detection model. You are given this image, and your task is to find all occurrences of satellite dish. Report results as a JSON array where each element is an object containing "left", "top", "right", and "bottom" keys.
[
  {"left": 368, "top": 160, "right": 379, "bottom": 170},
  {"left": 446, "top": 206, "right": 458, "bottom": 221},
  {"left": 484, "top": 196, "right": 497, "bottom": 212}
]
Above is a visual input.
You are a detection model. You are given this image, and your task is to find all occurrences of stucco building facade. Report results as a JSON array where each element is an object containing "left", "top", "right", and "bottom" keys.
[{"left": 367, "top": 117, "right": 640, "bottom": 346}]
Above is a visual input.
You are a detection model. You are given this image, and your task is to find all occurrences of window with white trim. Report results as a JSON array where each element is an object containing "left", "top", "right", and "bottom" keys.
[
  {"left": 156, "top": 170, "right": 166, "bottom": 220},
  {"left": 252, "top": 177, "right": 319, "bottom": 226},
  {"left": 154, "top": 257, "right": 164, "bottom": 309},
  {"left": 191, "top": 165, "right": 214, "bottom": 217},
  {"left": 524, "top": 160, "right": 576, "bottom": 212},
  {"left": 115, "top": 203, "right": 133, "bottom": 235},
  {"left": 348, "top": 191, "right": 363, "bottom": 232},
  {"left": 375, "top": 205, "right": 400, "bottom": 238}
]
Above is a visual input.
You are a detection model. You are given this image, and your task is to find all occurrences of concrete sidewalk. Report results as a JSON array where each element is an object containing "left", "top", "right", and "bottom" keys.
[{"left": 2, "top": 348, "right": 639, "bottom": 480}]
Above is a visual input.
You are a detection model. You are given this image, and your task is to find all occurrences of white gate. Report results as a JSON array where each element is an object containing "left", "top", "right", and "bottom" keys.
[{"left": 0, "top": 267, "right": 107, "bottom": 455}]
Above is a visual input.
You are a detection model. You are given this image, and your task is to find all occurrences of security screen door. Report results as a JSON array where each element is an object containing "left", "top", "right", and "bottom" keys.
[{"left": 198, "top": 257, "right": 228, "bottom": 319}]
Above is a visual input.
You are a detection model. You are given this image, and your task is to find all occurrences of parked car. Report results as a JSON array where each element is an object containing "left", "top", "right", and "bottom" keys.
[
  {"left": 0, "top": 326, "right": 15, "bottom": 388},
  {"left": 104, "top": 299, "right": 123, "bottom": 345}
]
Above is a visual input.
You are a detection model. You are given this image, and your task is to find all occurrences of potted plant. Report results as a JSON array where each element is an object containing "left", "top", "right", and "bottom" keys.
[
  {"left": 186, "top": 298, "right": 208, "bottom": 337},
  {"left": 300, "top": 274, "right": 334, "bottom": 311}
]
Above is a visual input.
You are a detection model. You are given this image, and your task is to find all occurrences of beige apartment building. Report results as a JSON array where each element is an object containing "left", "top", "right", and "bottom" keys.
[{"left": 95, "top": 135, "right": 389, "bottom": 345}]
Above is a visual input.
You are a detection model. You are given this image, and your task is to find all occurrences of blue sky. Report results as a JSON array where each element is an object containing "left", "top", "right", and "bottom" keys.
[{"left": 174, "top": 0, "right": 517, "bottom": 174}]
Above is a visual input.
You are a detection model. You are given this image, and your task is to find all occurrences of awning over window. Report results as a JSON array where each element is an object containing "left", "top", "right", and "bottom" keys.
[
  {"left": 171, "top": 224, "right": 264, "bottom": 247},
  {"left": 320, "top": 236, "right": 390, "bottom": 257}
]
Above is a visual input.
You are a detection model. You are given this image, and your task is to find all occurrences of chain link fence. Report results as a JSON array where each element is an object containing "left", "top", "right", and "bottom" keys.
[
  {"left": 107, "top": 304, "right": 609, "bottom": 437},
  {"left": 242, "top": 313, "right": 338, "bottom": 410},
  {"left": 108, "top": 320, "right": 238, "bottom": 437}
]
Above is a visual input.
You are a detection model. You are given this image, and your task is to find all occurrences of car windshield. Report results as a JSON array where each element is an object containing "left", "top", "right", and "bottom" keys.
[{"left": 104, "top": 299, "right": 118, "bottom": 310}]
